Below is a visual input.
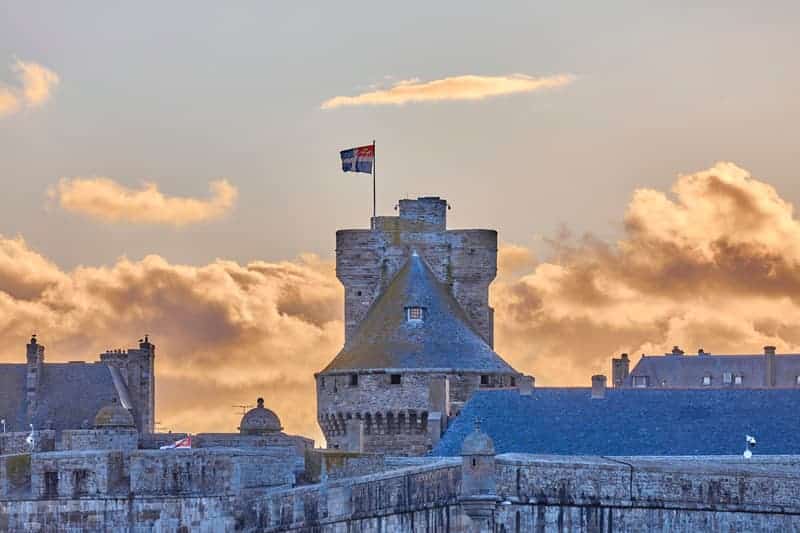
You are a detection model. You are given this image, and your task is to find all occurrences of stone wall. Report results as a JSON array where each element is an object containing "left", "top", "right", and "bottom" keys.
[
  {"left": 257, "top": 454, "right": 800, "bottom": 532},
  {"left": 194, "top": 433, "right": 313, "bottom": 456},
  {"left": 129, "top": 448, "right": 293, "bottom": 496},
  {"left": 0, "top": 430, "right": 55, "bottom": 455},
  {"left": 31, "top": 451, "right": 125, "bottom": 498},
  {"left": 58, "top": 428, "right": 139, "bottom": 451},
  {"left": 3, "top": 454, "right": 800, "bottom": 531},
  {"left": 318, "top": 371, "right": 516, "bottom": 455}
]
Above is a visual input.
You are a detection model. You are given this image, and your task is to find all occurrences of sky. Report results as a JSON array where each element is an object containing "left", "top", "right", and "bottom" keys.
[{"left": 1, "top": 2, "right": 799, "bottom": 442}]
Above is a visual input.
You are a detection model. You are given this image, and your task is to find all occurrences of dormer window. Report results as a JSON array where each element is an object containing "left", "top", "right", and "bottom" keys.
[{"left": 406, "top": 306, "right": 424, "bottom": 322}]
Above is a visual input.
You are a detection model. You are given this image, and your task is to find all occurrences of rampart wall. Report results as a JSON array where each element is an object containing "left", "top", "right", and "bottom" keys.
[{"left": 3, "top": 454, "right": 800, "bottom": 532}]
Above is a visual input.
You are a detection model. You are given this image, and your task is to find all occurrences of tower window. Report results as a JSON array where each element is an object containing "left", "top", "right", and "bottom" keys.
[
  {"left": 480, "top": 375, "right": 489, "bottom": 386},
  {"left": 390, "top": 374, "right": 402, "bottom": 385},
  {"left": 349, "top": 374, "right": 358, "bottom": 387},
  {"left": 406, "top": 307, "right": 424, "bottom": 322},
  {"left": 734, "top": 375, "right": 743, "bottom": 385},
  {"left": 702, "top": 375, "right": 712, "bottom": 386},
  {"left": 723, "top": 372, "right": 732, "bottom": 384}
]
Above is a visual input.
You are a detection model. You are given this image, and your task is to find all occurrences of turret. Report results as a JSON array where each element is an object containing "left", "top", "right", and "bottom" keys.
[{"left": 459, "top": 419, "right": 499, "bottom": 531}]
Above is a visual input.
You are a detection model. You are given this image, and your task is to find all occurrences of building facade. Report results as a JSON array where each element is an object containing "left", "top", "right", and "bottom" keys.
[
  {"left": 614, "top": 345, "right": 800, "bottom": 389},
  {"left": 0, "top": 336, "right": 155, "bottom": 436}
]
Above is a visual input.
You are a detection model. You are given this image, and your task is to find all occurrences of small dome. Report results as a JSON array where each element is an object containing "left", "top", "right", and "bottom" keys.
[
  {"left": 94, "top": 399, "right": 135, "bottom": 428},
  {"left": 239, "top": 397, "right": 282, "bottom": 435},
  {"left": 461, "top": 419, "right": 495, "bottom": 455}
]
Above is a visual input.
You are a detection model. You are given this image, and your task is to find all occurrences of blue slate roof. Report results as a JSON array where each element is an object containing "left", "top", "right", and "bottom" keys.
[
  {"left": 321, "top": 253, "right": 515, "bottom": 373},
  {"left": 433, "top": 388, "right": 800, "bottom": 456},
  {"left": 0, "top": 362, "right": 126, "bottom": 434},
  {"left": 628, "top": 352, "right": 800, "bottom": 388}
]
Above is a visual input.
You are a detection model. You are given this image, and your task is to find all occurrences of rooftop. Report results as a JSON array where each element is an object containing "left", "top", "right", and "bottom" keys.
[
  {"left": 321, "top": 253, "right": 515, "bottom": 373},
  {"left": 433, "top": 387, "right": 800, "bottom": 457}
]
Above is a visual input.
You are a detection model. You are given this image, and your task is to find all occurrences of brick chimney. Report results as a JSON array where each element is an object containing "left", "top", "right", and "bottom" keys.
[
  {"left": 591, "top": 375, "right": 607, "bottom": 399},
  {"left": 764, "top": 346, "right": 776, "bottom": 387}
]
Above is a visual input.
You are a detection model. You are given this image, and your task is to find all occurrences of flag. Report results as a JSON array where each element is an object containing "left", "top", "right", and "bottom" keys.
[
  {"left": 340, "top": 144, "right": 374, "bottom": 174},
  {"left": 160, "top": 435, "right": 192, "bottom": 449}
]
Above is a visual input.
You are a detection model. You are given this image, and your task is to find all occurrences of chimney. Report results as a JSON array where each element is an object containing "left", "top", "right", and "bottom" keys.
[
  {"left": 518, "top": 375, "right": 535, "bottom": 396},
  {"left": 670, "top": 346, "right": 684, "bottom": 356},
  {"left": 611, "top": 353, "right": 630, "bottom": 387},
  {"left": 764, "top": 346, "right": 776, "bottom": 387},
  {"left": 25, "top": 335, "right": 45, "bottom": 420},
  {"left": 591, "top": 375, "right": 607, "bottom": 399}
]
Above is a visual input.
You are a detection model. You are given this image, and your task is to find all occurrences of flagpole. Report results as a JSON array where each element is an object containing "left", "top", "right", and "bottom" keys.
[{"left": 372, "top": 140, "right": 376, "bottom": 219}]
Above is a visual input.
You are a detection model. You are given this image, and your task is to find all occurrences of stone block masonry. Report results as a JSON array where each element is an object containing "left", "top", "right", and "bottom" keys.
[
  {"left": 337, "top": 197, "right": 497, "bottom": 346},
  {"left": 3, "top": 454, "right": 800, "bottom": 531}
]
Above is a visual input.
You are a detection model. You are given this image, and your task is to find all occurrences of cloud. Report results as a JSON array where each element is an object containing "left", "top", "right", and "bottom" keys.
[
  {"left": 321, "top": 74, "right": 574, "bottom": 109},
  {"left": 0, "top": 59, "right": 59, "bottom": 118},
  {"left": 493, "top": 162, "right": 800, "bottom": 385},
  {"left": 3, "top": 162, "right": 800, "bottom": 442},
  {"left": 52, "top": 178, "right": 238, "bottom": 226},
  {"left": 0, "top": 243, "right": 342, "bottom": 441}
]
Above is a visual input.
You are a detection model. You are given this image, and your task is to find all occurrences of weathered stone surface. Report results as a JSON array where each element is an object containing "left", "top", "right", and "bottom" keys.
[{"left": 4, "top": 454, "right": 800, "bottom": 532}]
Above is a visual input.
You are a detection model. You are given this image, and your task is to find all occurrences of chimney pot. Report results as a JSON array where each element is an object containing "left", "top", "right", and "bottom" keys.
[{"left": 591, "top": 375, "right": 607, "bottom": 399}]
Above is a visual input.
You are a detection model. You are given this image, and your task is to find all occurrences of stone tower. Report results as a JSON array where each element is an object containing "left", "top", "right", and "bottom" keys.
[
  {"left": 317, "top": 197, "right": 519, "bottom": 455},
  {"left": 100, "top": 337, "right": 155, "bottom": 433},
  {"left": 337, "top": 196, "right": 497, "bottom": 346}
]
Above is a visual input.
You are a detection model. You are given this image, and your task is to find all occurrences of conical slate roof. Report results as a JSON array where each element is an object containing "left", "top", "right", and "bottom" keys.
[{"left": 322, "top": 253, "right": 516, "bottom": 373}]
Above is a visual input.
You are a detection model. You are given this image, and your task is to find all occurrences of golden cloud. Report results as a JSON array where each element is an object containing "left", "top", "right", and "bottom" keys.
[
  {"left": 3, "top": 162, "right": 800, "bottom": 442},
  {"left": 0, "top": 59, "right": 59, "bottom": 118},
  {"left": 0, "top": 245, "right": 342, "bottom": 441},
  {"left": 53, "top": 178, "right": 238, "bottom": 226},
  {"left": 320, "top": 74, "right": 574, "bottom": 109},
  {"left": 493, "top": 162, "right": 800, "bottom": 385}
]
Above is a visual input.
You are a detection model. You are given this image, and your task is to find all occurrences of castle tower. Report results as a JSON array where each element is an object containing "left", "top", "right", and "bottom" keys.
[
  {"left": 317, "top": 198, "right": 519, "bottom": 455},
  {"left": 100, "top": 336, "right": 155, "bottom": 433},
  {"left": 337, "top": 196, "right": 497, "bottom": 346}
]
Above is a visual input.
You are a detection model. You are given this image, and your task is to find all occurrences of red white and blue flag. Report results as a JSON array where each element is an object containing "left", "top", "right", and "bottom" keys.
[
  {"left": 160, "top": 435, "right": 192, "bottom": 449},
  {"left": 340, "top": 144, "right": 374, "bottom": 174}
]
